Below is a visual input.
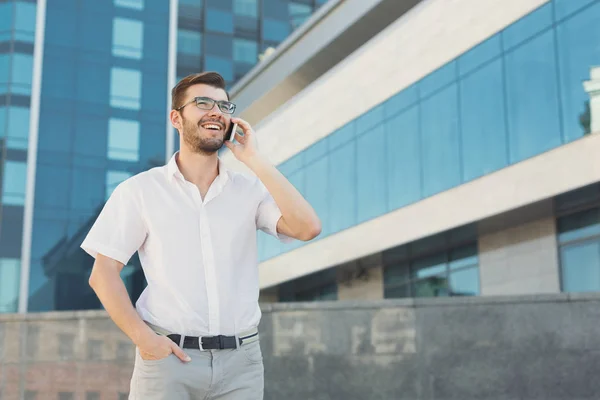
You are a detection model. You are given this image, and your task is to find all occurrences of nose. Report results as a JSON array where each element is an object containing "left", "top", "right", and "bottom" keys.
[{"left": 207, "top": 103, "right": 224, "bottom": 117}]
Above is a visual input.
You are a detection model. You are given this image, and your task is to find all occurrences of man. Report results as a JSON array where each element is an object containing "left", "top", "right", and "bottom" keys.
[{"left": 82, "top": 71, "right": 321, "bottom": 399}]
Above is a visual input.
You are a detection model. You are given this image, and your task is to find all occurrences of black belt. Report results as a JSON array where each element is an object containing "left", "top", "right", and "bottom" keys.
[{"left": 167, "top": 332, "right": 258, "bottom": 350}]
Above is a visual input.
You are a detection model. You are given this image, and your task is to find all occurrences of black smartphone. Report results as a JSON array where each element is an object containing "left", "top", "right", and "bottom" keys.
[{"left": 226, "top": 122, "right": 238, "bottom": 142}]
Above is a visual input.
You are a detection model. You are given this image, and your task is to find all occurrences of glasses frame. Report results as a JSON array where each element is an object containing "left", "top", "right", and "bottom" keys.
[{"left": 175, "top": 96, "right": 237, "bottom": 114}]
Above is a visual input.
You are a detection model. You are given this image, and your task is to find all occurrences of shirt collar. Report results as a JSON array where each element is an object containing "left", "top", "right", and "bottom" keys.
[{"left": 167, "top": 151, "right": 230, "bottom": 186}]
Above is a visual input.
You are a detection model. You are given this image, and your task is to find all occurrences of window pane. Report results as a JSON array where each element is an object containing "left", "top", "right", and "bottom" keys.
[
  {"left": 106, "top": 171, "right": 132, "bottom": 200},
  {"left": 205, "top": 34, "right": 233, "bottom": 58},
  {"left": 459, "top": 58, "right": 508, "bottom": 181},
  {"left": 108, "top": 118, "right": 140, "bottom": 161},
  {"left": 328, "top": 123, "right": 355, "bottom": 150},
  {"left": 177, "top": 30, "right": 202, "bottom": 55},
  {"left": 110, "top": 68, "right": 141, "bottom": 110},
  {"left": 14, "top": 2, "right": 36, "bottom": 43},
  {"left": 449, "top": 244, "right": 478, "bottom": 270},
  {"left": 561, "top": 240, "right": 600, "bottom": 292},
  {"left": 386, "top": 105, "right": 421, "bottom": 210},
  {"left": 114, "top": 0, "right": 144, "bottom": 10},
  {"left": 421, "top": 83, "right": 461, "bottom": 197},
  {"left": 554, "top": 0, "right": 596, "bottom": 21},
  {"left": 504, "top": 30, "right": 562, "bottom": 163},
  {"left": 357, "top": 124, "right": 387, "bottom": 223},
  {"left": 204, "top": 56, "right": 233, "bottom": 81},
  {"left": 384, "top": 83, "right": 418, "bottom": 118},
  {"left": 556, "top": 2, "right": 600, "bottom": 142},
  {"left": 412, "top": 253, "right": 447, "bottom": 279},
  {"left": 501, "top": 3, "right": 552, "bottom": 51},
  {"left": 233, "top": 38, "right": 257, "bottom": 64},
  {"left": 413, "top": 276, "right": 449, "bottom": 297},
  {"left": 0, "top": 3, "right": 11, "bottom": 42},
  {"left": 6, "top": 107, "right": 30, "bottom": 150},
  {"left": 262, "top": 18, "right": 289, "bottom": 42},
  {"left": 356, "top": 105, "right": 383, "bottom": 136},
  {"left": 328, "top": 142, "right": 356, "bottom": 234},
  {"left": 420, "top": 61, "right": 457, "bottom": 99},
  {"left": 558, "top": 208, "right": 600, "bottom": 243},
  {"left": 113, "top": 18, "right": 143, "bottom": 59},
  {"left": 289, "top": 3, "right": 312, "bottom": 29},
  {"left": 303, "top": 155, "right": 329, "bottom": 236},
  {"left": 206, "top": 9, "right": 233, "bottom": 34},
  {"left": 384, "top": 262, "right": 410, "bottom": 287},
  {"left": 0, "top": 259, "right": 20, "bottom": 313},
  {"left": 3, "top": 161, "right": 27, "bottom": 206},
  {"left": 234, "top": 0, "right": 257, "bottom": 17},
  {"left": 12, "top": 54, "right": 34, "bottom": 95},
  {"left": 458, "top": 34, "right": 501, "bottom": 77},
  {"left": 449, "top": 267, "right": 479, "bottom": 296},
  {"left": 0, "top": 54, "right": 9, "bottom": 93},
  {"left": 384, "top": 283, "right": 411, "bottom": 298}
]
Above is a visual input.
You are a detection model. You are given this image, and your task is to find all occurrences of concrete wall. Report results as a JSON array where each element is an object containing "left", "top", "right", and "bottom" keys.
[
  {"left": 2, "top": 294, "right": 600, "bottom": 399},
  {"left": 479, "top": 217, "right": 561, "bottom": 295}
]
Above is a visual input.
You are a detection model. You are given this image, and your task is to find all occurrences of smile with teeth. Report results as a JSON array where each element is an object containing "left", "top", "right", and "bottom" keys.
[{"left": 201, "top": 123, "right": 222, "bottom": 131}]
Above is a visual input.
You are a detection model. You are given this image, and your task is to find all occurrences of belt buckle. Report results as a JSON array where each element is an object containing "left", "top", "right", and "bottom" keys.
[{"left": 215, "top": 335, "right": 225, "bottom": 350}]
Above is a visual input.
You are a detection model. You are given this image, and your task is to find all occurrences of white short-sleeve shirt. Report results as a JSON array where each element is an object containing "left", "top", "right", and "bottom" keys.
[{"left": 81, "top": 153, "right": 292, "bottom": 336}]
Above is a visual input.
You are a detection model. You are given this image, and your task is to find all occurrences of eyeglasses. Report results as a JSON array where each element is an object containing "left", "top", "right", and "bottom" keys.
[{"left": 175, "top": 96, "right": 236, "bottom": 114}]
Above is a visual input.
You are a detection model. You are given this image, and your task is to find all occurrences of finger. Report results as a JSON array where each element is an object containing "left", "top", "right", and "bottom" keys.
[
  {"left": 170, "top": 343, "right": 191, "bottom": 362},
  {"left": 231, "top": 117, "right": 252, "bottom": 134},
  {"left": 234, "top": 130, "right": 246, "bottom": 144}
]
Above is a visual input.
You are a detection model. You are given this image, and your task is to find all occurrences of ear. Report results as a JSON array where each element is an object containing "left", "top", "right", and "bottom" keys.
[{"left": 169, "top": 109, "right": 182, "bottom": 130}]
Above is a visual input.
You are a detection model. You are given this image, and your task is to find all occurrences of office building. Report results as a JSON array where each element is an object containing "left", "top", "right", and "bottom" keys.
[
  {"left": 0, "top": 0, "right": 326, "bottom": 313},
  {"left": 221, "top": 0, "right": 600, "bottom": 302}
]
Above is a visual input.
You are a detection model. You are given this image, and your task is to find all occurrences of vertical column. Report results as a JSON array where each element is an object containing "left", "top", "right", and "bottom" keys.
[
  {"left": 18, "top": 0, "right": 47, "bottom": 314},
  {"left": 166, "top": 0, "right": 179, "bottom": 162}
]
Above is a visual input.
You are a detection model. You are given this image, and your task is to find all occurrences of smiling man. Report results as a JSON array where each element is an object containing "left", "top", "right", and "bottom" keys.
[{"left": 81, "top": 71, "right": 321, "bottom": 399}]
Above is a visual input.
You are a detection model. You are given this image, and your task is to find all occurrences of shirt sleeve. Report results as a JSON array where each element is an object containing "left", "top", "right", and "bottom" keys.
[
  {"left": 255, "top": 181, "right": 294, "bottom": 243},
  {"left": 80, "top": 179, "right": 147, "bottom": 265}
]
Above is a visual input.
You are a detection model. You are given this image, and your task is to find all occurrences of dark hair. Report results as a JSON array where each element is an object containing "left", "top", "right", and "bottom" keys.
[{"left": 171, "top": 71, "right": 229, "bottom": 110}]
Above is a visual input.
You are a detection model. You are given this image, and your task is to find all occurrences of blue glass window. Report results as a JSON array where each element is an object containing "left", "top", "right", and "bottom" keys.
[
  {"left": 386, "top": 105, "right": 421, "bottom": 211},
  {"left": 419, "top": 61, "right": 457, "bottom": 99},
  {"left": 106, "top": 170, "right": 132, "bottom": 200},
  {"left": 11, "top": 54, "right": 34, "bottom": 95},
  {"left": 234, "top": 0, "right": 257, "bottom": 17},
  {"left": 0, "top": 3, "right": 11, "bottom": 42},
  {"left": 303, "top": 152, "right": 329, "bottom": 237},
  {"left": 328, "top": 142, "right": 356, "bottom": 233},
  {"left": 501, "top": 3, "right": 553, "bottom": 51},
  {"left": 204, "top": 56, "right": 233, "bottom": 81},
  {"left": 177, "top": 30, "right": 202, "bottom": 56},
  {"left": 504, "top": 30, "right": 562, "bottom": 163},
  {"left": 289, "top": 3, "right": 312, "bottom": 29},
  {"left": 4, "top": 107, "right": 30, "bottom": 150},
  {"left": 114, "top": 0, "right": 144, "bottom": 11},
  {"left": 556, "top": 2, "right": 600, "bottom": 142},
  {"left": 2, "top": 161, "right": 27, "bottom": 206},
  {"left": 113, "top": 18, "right": 143, "bottom": 60},
  {"left": 0, "top": 258, "right": 20, "bottom": 313},
  {"left": 384, "top": 84, "right": 418, "bottom": 118},
  {"left": 206, "top": 9, "right": 234, "bottom": 34},
  {"left": 110, "top": 67, "right": 142, "bottom": 110},
  {"left": 458, "top": 34, "right": 501, "bottom": 77},
  {"left": 262, "top": 18, "right": 289, "bottom": 42},
  {"left": 108, "top": 118, "right": 140, "bottom": 162},
  {"left": 558, "top": 207, "right": 600, "bottom": 293},
  {"left": 356, "top": 124, "right": 387, "bottom": 223},
  {"left": 14, "top": 2, "right": 36, "bottom": 43},
  {"left": 554, "top": 0, "right": 596, "bottom": 22},
  {"left": 420, "top": 83, "right": 461, "bottom": 197},
  {"left": 0, "top": 55, "right": 9, "bottom": 94},
  {"left": 233, "top": 38, "right": 258, "bottom": 64},
  {"left": 328, "top": 123, "right": 355, "bottom": 150},
  {"left": 459, "top": 58, "right": 508, "bottom": 181}
]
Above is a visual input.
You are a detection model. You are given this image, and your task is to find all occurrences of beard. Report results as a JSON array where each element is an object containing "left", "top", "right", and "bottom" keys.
[{"left": 181, "top": 115, "right": 225, "bottom": 154}]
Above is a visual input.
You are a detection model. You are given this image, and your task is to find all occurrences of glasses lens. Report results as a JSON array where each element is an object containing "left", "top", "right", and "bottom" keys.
[
  {"left": 195, "top": 98, "right": 214, "bottom": 109},
  {"left": 218, "top": 101, "right": 236, "bottom": 114}
]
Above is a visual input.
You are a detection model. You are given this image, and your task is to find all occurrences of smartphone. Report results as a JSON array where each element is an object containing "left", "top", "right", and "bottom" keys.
[{"left": 226, "top": 122, "right": 238, "bottom": 142}]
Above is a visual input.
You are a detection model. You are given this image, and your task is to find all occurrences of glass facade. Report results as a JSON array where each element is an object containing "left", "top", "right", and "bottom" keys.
[
  {"left": 26, "top": 0, "right": 170, "bottom": 312},
  {"left": 259, "top": 0, "right": 600, "bottom": 261},
  {"left": 0, "top": 0, "right": 37, "bottom": 314},
  {"left": 176, "top": 0, "right": 326, "bottom": 85},
  {"left": 556, "top": 183, "right": 600, "bottom": 293}
]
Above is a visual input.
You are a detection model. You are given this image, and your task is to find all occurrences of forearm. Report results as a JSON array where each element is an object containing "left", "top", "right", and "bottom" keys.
[
  {"left": 89, "top": 261, "right": 154, "bottom": 346},
  {"left": 246, "top": 154, "right": 321, "bottom": 239}
]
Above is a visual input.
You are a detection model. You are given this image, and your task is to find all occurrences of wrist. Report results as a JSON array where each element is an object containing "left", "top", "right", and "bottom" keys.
[
  {"left": 243, "top": 152, "right": 269, "bottom": 171},
  {"left": 132, "top": 324, "right": 157, "bottom": 347}
]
